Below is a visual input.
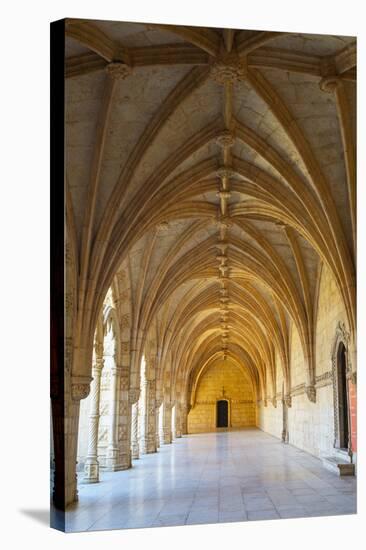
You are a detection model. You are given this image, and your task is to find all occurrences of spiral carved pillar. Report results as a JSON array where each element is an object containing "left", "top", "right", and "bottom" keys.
[
  {"left": 130, "top": 388, "right": 140, "bottom": 460},
  {"left": 84, "top": 353, "right": 104, "bottom": 483}
]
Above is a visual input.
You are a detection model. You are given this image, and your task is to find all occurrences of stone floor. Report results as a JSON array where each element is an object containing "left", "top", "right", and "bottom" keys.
[{"left": 65, "top": 429, "right": 357, "bottom": 532}]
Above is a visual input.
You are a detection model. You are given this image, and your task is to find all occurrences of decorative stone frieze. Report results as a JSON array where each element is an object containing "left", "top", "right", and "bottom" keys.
[{"left": 315, "top": 371, "right": 333, "bottom": 388}]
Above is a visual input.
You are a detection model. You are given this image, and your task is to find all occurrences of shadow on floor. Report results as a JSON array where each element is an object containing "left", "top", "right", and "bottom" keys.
[{"left": 19, "top": 509, "right": 50, "bottom": 527}]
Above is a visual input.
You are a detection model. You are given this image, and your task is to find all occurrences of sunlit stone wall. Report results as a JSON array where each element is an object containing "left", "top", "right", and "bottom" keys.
[{"left": 188, "top": 361, "right": 256, "bottom": 433}]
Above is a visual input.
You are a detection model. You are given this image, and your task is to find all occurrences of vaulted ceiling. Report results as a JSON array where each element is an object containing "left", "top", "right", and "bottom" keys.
[{"left": 65, "top": 19, "right": 356, "bottom": 399}]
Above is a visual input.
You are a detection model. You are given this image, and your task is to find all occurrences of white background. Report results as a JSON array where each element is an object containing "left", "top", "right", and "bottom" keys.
[{"left": 0, "top": 0, "right": 364, "bottom": 548}]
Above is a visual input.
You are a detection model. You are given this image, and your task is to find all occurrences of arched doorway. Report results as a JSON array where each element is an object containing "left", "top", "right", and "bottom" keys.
[
  {"left": 216, "top": 400, "right": 229, "bottom": 428},
  {"left": 336, "top": 342, "right": 349, "bottom": 450}
]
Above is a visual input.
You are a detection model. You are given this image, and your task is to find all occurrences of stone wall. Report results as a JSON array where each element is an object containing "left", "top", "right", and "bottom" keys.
[
  {"left": 257, "top": 264, "right": 350, "bottom": 459},
  {"left": 188, "top": 360, "right": 256, "bottom": 433}
]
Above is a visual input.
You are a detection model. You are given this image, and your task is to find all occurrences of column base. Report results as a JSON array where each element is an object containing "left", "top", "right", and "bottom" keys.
[
  {"left": 83, "top": 458, "right": 99, "bottom": 483},
  {"left": 131, "top": 444, "right": 139, "bottom": 459},
  {"left": 162, "top": 431, "right": 172, "bottom": 444}
]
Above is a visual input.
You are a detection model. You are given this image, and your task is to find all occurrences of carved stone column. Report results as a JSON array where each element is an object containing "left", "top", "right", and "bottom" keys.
[
  {"left": 105, "top": 365, "right": 122, "bottom": 470},
  {"left": 116, "top": 366, "right": 131, "bottom": 469},
  {"left": 84, "top": 353, "right": 104, "bottom": 482},
  {"left": 162, "top": 401, "right": 172, "bottom": 444},
  {"left": 66, "top": 375, "right": 92, "bottom": 504},
  {"left": 140, "top": 378, "right": 157, "bottom": 453}
]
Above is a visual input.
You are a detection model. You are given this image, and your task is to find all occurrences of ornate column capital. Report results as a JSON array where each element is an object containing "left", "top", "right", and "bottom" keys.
[
  {"left": 71, "top": 375, "right": 93, "bottom": 401},
  {"left": 106, "top": 62, "right": 132, "bottom": 80}
]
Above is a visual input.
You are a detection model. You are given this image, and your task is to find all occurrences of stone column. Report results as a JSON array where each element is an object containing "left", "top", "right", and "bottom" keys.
[
  {"left": 65, "top": 375, "right": 92, "bottom": 505},
  {"left": 174, "top": 402, "right": 182, "bottom": 438},
  {"left": 181, "top": 403, "right": 190, "bottom": 435},
  {"left": 131, "top": 401, "right": 140, "bottom": 459},
  {"left": 105, "top": 365, "right": 121, "bottom": 470},
  {"left": 162, "top": 401, "right": 172, "bottom": 444},
  {"left": 140, "top": 377, "right": 157, "bottom": 453},
  {"left": 158, "top": 403, "right": 165, "bottom": 446},
  {"left": 83, "top": 353, "right": 104, "bottom": 482},
  {"left": 116, "top": 366, "right": 132, "bottom": 469},
  {"left": 155, "top": 404, "right": 161, "bottom": 449}
]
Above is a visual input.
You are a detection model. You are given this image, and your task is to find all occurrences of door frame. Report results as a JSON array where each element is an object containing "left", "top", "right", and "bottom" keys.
[
  {"left": 331, "top": 323, "right": 352, "bottom": 452},
  {"left": 215, "top": 398, "right": 231, "bottom": 428}
]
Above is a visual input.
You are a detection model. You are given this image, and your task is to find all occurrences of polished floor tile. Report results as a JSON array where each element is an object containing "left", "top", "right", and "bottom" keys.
[{"left": 65, "top": 429, "right": 357, "bottom": 532}]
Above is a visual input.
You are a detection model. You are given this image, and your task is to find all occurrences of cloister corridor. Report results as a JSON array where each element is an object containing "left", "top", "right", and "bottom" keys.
[
  {"left": 55, "top": 19, "right": 357, "bottom": 532},
  {"left": 64, "top": 429, "right": 356, "bottom": 532}
]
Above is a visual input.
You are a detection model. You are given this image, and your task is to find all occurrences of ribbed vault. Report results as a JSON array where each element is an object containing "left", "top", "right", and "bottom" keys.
[{"left": 65, "top": 19, "right": 356, "bottom": 426}]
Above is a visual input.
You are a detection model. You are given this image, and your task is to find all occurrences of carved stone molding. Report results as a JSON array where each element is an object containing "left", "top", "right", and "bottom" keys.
[
  {"left": 106, "top": 62, "right": 132, "bottom": 80},
  {"left": 210, "top": 52, "right": 247, "bottom": 84},
  {"left": 272, "top": 396, "right": 277, "bottom": 408},
  {"left": 71, "top": 375, "right": 93, "bottom": 401},
  {"left": 305, "top": 385, "right": 316, "bottom": 403},
  {"left": 290, "top": 383, "right": 305, "bottom": 397},
  {"left": 315, "top": 370, "right": 333, "bottom": 389}
]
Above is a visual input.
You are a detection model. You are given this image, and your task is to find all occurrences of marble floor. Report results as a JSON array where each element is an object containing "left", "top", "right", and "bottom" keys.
[{"left": 65, "top": 429, "right": 357, "bottom": 532}]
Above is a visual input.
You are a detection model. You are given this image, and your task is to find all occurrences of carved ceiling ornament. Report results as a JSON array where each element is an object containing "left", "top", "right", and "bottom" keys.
[
  {"left": 215, "top": 130, "right": 236, "bottom": 149},
  {"left": 319, "top": 75, "right": 342, "bottom": 93},
  {"left": 210, "top": 52, "right": 247, "bottom": 84},
  {"left": 106, "top": 61, "right": 132, "bottom": 80}
]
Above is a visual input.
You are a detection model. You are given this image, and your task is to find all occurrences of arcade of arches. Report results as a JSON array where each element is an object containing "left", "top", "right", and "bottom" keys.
[{"left": 55, "top": 19, "right": 357, "bottom": 513}]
